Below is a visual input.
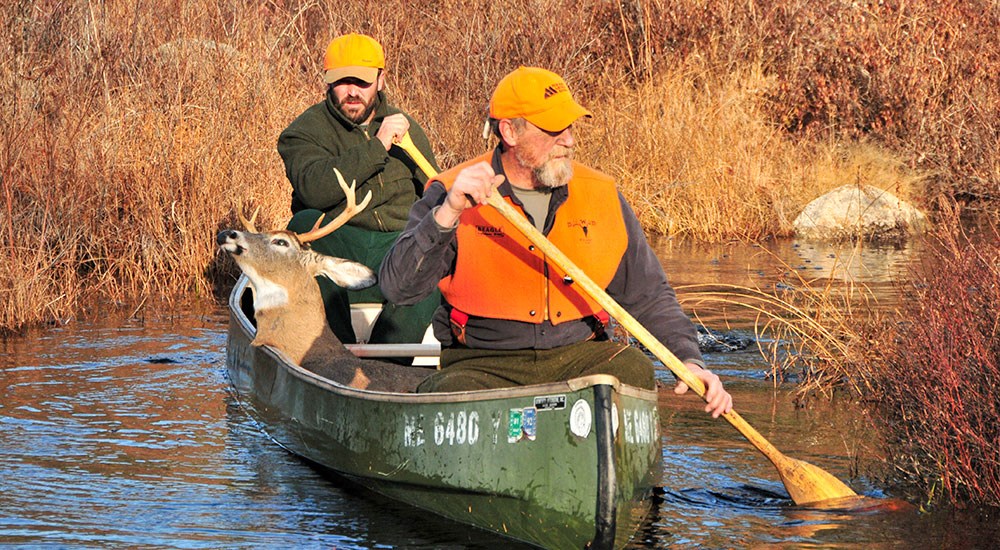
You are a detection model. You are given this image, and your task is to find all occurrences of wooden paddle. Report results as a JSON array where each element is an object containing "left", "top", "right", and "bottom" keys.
[
  {"left": 396, "top": 135, "right": 858, "bottom": 505},
  {"left": 397, "top": 132, "right": 437, "bottom": 178}
]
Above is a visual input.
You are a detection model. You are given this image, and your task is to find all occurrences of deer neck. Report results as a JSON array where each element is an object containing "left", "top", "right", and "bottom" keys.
[{"left": 250, "top": 275, "right": 352, "bottom": 365}]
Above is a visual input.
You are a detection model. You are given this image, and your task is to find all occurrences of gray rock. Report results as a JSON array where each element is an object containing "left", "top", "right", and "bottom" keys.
[
  {"left": 793, "top": 184, "right": 927, "bottom": 241},
  {"left": 696, "top": 325, "right": 753, "bottom": 353}
]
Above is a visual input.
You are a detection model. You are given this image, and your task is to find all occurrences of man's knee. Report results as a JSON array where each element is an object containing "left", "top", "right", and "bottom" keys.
[
  {"left": 598, "top": 344, "right": 656, "bottom": 390},
  {"left": 287, "top": 209, "right": 323, "bottom": 233},
  {"left": 416, "top": 368, "right": 509, "bottom": 393}
]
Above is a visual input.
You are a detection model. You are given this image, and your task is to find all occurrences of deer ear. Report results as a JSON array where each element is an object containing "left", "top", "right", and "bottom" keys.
[{"left": 315, "top": 257, "right": 376, "bottom": 290}]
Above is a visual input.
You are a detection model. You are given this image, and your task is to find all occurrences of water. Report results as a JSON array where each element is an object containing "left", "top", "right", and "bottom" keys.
[{"left": 2, "top": 239, "right": 998, "bottom": 548}]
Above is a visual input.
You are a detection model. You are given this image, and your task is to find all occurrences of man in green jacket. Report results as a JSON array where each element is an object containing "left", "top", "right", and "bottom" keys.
[{"left": 278, "top": 33, "right": 440, "bottom": 347}]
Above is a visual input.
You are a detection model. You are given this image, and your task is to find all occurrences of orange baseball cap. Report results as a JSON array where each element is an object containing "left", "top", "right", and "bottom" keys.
[
  {"left": 489, "top": 66, "right": 592, "bottom": 132},
  {"left": 323, "top": 33, "right": 385, "bottom": 84}
]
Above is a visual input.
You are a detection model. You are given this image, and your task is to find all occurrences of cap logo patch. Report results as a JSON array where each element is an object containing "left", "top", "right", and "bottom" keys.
[{"left": 543, "top": 82, "right": 569, "bottom": 99}]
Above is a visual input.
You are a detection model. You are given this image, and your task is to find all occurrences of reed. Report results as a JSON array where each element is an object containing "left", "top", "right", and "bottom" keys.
[
  {"left": 676, "top": 245, "right": 878, "bottom": 397},
  {"left": 679, "top": 212, "right": 1000, "bottom": 507},
  {"left": 2, "top": 0, "right": 997, "bottom": 334}
]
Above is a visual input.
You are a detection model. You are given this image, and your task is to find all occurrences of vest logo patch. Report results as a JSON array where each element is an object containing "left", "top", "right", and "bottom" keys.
[
  {"left": 566, "top": 219, "right": 596, "bottom": 242},
  {"left": 476, "top": 224, "right": 504, "bottom": 238}
]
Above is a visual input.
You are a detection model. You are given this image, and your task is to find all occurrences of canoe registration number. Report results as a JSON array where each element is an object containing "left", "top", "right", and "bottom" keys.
[{"left": 403, "top": 411, "right": 480, "bottom": 447}]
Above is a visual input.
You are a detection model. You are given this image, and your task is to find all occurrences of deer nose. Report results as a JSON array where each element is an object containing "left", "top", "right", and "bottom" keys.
[{"left": 217, "top": 230, "right": 238, "bottom": 245}]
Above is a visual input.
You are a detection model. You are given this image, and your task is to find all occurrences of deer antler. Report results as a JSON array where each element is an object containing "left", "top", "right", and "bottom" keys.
[
  {"left": 238, "top": 206, "right": 261, "bottom": 233},
  {"left": 296, "top": 168, "right": 373, "bottom": 244}
]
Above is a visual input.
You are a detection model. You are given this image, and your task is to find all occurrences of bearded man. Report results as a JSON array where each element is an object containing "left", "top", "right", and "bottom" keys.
[
  {"left": 379, "top": 66, "right": 732, "bottom": 417},
  {"left": 277, "top": 33, "right": 440, "bottom": 347}
]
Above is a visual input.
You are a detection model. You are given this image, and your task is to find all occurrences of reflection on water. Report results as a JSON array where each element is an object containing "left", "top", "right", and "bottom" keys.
[
  {"left": 655, "top": 236, "right": 922, "bottom": 287},
  {"left": 2, "top": 239, "right": 998, "bottom": 548},
  {"left": 655, "top": 237, "right": 922, "bottom": 328},
  {"left": 0, "top": 314, "right": 510, "bottom": 549}
]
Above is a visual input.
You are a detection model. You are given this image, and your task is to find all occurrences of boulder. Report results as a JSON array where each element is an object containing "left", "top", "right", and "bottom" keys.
[{"left": 793, "top": 184, "right": 927, "bottom": 241}]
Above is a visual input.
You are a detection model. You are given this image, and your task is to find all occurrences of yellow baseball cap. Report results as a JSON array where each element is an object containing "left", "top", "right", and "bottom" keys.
[
  {"left": 489, "top": 66, "right": 592, "bottom": 132},
  {"left": 323, "top": 33, "right": 385, "bottom": 84}
]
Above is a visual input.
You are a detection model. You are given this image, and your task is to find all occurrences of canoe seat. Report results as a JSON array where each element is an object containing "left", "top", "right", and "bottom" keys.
[{"left": 350, "top": 303, "right": 440, "bottom": 366}]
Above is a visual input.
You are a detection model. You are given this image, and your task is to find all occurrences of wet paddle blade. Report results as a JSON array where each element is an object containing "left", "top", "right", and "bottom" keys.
[{"left": 778, "top": 455, "right": 858, "bottom": 505}]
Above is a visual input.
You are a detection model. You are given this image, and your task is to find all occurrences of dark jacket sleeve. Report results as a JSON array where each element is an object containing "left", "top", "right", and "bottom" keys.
[
  {"left": 606, "top": 193, "right": 704, "bottom": 368},
  {"left": 379, "top": 182, "right": 456, "bottom": 304}
]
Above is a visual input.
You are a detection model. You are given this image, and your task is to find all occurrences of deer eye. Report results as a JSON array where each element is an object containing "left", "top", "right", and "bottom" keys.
[{"left": 272, "top": 238, "right": 290, "bottom": 247}]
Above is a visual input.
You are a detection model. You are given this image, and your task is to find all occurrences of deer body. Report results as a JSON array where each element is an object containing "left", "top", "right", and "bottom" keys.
[{"left": 217, "top": 170, "right": 433, "bottom": 392}]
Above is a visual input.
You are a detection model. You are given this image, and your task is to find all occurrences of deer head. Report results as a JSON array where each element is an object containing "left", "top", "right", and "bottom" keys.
[{"left": 218, "top": 169, "right": 374, "bottom": 367}]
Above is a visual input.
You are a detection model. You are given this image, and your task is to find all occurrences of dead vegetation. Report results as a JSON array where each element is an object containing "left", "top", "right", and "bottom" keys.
[{"left": 4, "top": 0, "right": 995, "bottom": 331}]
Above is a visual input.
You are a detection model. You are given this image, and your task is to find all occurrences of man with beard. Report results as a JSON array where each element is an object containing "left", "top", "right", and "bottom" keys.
[
  {"left": 277, "top": 33, "right": 440, "bottom": 347},
  {"left": 379, "top": 66, "right": 732, "bottom": 416}
]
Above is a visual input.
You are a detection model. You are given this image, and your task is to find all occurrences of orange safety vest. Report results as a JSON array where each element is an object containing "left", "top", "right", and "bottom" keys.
[{"left": 432, "top": 153, "right": 628, "bottom": 325}]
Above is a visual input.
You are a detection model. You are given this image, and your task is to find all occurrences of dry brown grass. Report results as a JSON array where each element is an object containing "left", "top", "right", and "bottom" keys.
[
  {"left": 585, "top": 61, "right": 928, "bottom": 241},
  {"left": 2, "top": 0, "right": 997, "bottom": 331}
]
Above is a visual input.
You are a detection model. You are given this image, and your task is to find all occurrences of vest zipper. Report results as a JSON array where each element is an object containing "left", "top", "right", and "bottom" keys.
[{"left": 542, "top": 261, "right": 550, "bottom": 321}]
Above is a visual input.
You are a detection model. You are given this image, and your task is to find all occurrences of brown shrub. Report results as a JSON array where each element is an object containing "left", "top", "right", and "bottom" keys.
[{"left": 851, "top": 212, "right": 1000, "bottom": 506}]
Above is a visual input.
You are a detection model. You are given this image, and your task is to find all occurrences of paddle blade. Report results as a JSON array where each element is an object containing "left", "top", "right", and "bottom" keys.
[{"left": 778, "top": 455, "right": 858, "bottom": 505}]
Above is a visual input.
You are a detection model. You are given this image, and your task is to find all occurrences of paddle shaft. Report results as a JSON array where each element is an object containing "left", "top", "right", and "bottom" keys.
[
  {"left": 396, "top": 134, "right": 857, "bottom": 504},
  {"left": 397, "top": 132, "right": 437, "bottom": 178}
]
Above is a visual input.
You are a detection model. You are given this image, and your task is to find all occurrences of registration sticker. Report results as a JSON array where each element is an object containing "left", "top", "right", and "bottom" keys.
[
  {"left": 508, "top": 407, "right": 538, "bottom": 442},
  {"left": 508, "top": 408, "right": 523, "bottom": 443},
  {"left": 522, "top": 407, "right": 537, "bottom": 440}
]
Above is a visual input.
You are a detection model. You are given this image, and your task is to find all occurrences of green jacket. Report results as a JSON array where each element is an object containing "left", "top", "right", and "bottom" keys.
[{"left": 278, "top": 90, "right": 439, "bottom": 232}]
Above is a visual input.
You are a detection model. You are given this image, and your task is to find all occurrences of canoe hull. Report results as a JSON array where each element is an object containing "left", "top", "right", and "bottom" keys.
[{"left": 226, "top": 277, "right": 660, "bottom": 549}]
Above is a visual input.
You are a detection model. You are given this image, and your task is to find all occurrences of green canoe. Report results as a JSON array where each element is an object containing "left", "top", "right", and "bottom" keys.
[{"left": 225, "top": 275, "right": 661, "bottom": 549}]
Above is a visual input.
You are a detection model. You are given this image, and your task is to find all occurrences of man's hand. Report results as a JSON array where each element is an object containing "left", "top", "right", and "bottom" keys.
[
  {"left": 674, "top": 362, "right": 733, "bottom": 418},
  {"left": 433, "top": 162, "right": 505, "bottom": 228},
  {"left": 376, "top": 114, "right": 410, "bottom": 151}
]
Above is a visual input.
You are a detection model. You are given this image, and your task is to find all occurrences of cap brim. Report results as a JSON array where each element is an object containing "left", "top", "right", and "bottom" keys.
[
  {"left": 524, "top": 98, "right": 592, "bottom": 133},
  {"left": 324, "top": 66, "right": 379, "bottom": 84}
]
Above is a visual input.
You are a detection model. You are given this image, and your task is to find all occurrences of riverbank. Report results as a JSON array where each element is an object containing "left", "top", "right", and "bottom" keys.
[{"left": 4, "top": 0, "right": 997, "bottom": 333}]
